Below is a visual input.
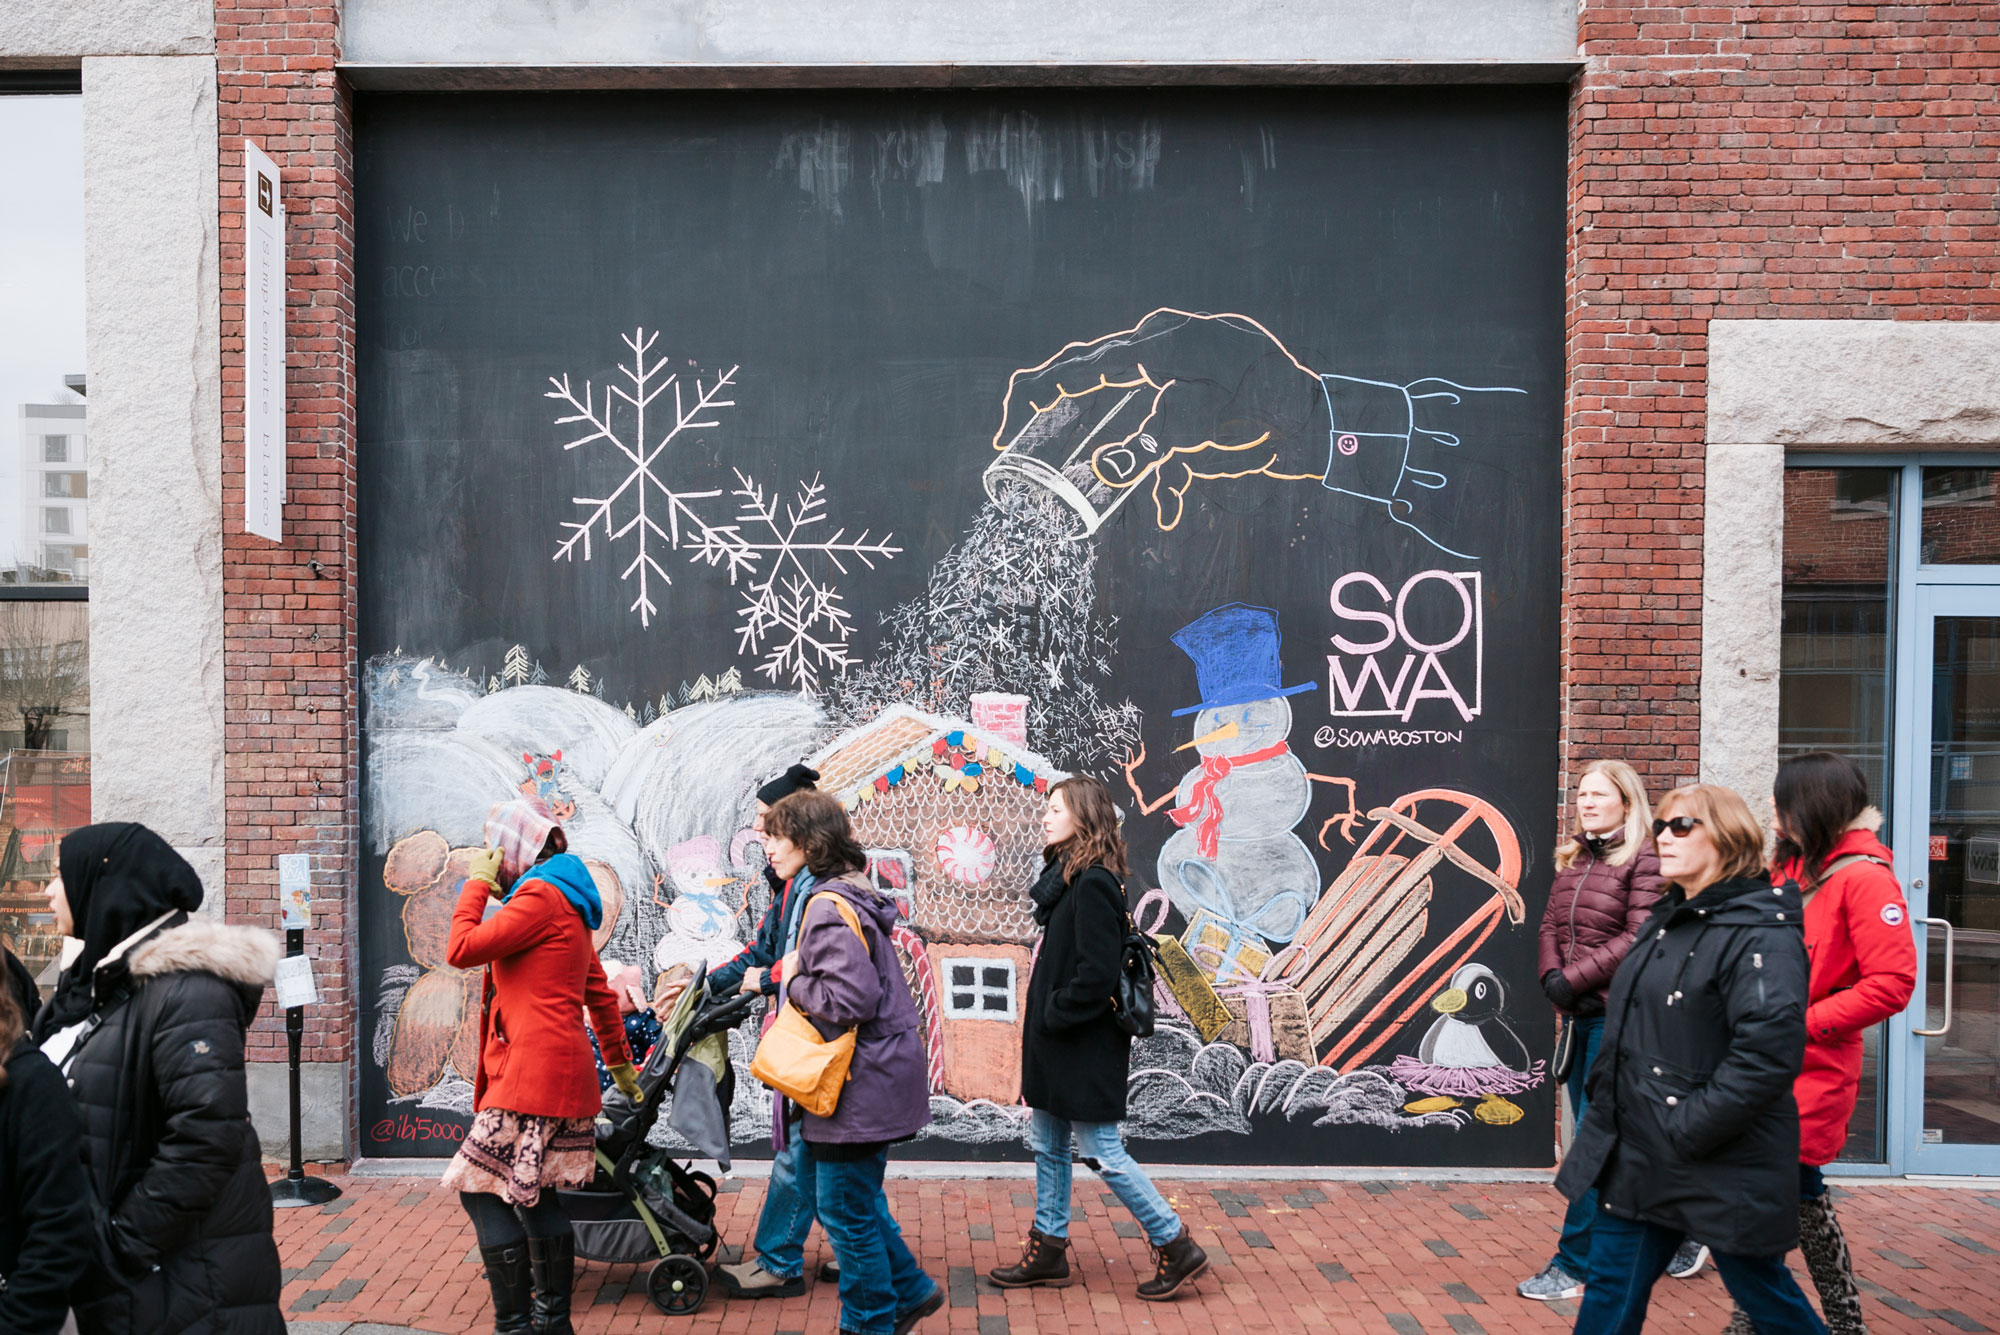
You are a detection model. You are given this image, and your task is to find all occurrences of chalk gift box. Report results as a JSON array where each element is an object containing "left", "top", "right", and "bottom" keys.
[
  {"left": 1198, "top": 944, "right": 1313, "bottom": 1065},
  {"left": 1179, "top": 908, "right": 1273, "bottom": 983}
]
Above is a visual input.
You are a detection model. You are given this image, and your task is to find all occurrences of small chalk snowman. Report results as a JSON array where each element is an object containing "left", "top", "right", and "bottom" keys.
[{"left": 1143, "top": 603, "right": 1323, "bottom": 952}]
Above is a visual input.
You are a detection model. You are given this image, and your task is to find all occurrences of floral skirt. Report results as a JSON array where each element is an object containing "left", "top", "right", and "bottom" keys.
[{"left": 440, "top": 1107, "right": 597, "bottom": 1207}]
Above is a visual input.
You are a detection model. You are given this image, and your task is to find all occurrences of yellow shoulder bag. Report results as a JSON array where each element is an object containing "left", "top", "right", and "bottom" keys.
[{"left": 749, "top": 891, "right": 868, "bottom": 1117}]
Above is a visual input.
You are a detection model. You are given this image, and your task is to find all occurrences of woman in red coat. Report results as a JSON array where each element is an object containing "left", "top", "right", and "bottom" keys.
[
  {"left": 1724, "top": 752, "right": 1915, "bottom": 1335},
  {"left": 442, "top": 798, "right": 641, "bottom": 1335}
]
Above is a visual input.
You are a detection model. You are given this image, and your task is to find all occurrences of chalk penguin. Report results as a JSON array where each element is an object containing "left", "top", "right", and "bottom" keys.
[{"left": 1417, "top": 963, "right": 1530, "bottom": 1072}]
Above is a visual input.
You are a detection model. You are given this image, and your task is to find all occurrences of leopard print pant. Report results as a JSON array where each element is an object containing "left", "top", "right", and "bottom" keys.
[{"left": 1720, "top": 1192, "right": 1866, "bottom": 1335}]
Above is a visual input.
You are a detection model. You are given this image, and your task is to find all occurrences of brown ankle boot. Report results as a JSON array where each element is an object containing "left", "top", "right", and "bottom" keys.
[
  {"left": 988, "top": 1228, "right": 1073, "bottom": 1288},
  {"left": 1136, "top": 1226, "right": 1209, "bottom": 1301}
]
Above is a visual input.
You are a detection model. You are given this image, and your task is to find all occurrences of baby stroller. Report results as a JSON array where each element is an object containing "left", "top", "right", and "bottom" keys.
[{"left": 559, "top": 969, "right": 758, "bottom": 1316}]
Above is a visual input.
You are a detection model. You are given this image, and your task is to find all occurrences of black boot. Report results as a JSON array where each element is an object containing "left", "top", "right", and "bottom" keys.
[
  {"left": 1799, "top": 1192, "right": 1868, "bottom": 1335},
  {"left": 1136, "top": 1226, "right": 1209, "bottom": 1301},
  {"left": 478, "top": 1243, "right": 533, "bottom": 1335},
  {"left": 527, "top": 1233, "right": 576, "bottom": 1335},
  {"left": 987, "top": 1228, "right": 1073, "bottom": 1288}
]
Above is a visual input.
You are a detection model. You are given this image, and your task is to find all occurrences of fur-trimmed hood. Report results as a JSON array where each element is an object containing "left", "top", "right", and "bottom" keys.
[
  {"left": 1845, "top": 805, "right": 1884, "bottom": 835},
  {"left": 126, "top": 917, "right": 281, "bottom": 987}
]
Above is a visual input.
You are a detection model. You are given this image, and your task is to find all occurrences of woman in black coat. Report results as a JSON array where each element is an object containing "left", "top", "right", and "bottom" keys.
[
  {"left": 991, "top": 777, "right": 1208, "bottom": 1302},
  {"left": 1556, "top": 785, "right": 1826, "bottom": 1335},
  {"left": 0, "top": 962, "right": 95, "bottom": 1335},
  {"left": 35, "top": 824, "right": 284, "bottom": 1335}
]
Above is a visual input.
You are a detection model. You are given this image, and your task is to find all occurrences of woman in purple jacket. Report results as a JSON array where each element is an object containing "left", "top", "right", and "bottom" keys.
[{"left": 765, "top": 791, "right": 941, "bottom": 1335}]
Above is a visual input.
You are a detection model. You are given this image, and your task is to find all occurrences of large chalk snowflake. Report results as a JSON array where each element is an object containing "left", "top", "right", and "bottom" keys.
[
  {"left": 546, "top": 329, "right": 747, "bottom": 627},
  {"left": 689, "top": 469, "right": 900, "bottom": 695}
]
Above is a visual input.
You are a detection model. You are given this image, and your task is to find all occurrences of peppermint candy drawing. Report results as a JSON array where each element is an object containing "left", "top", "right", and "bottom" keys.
[{"left": 936, "top": 825, "right": 998, "bottom": 884}]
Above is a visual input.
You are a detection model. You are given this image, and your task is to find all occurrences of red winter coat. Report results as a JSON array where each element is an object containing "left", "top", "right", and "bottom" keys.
[
  {"left": 1536, "top": 831, "right": 1666, "bottom": 1013},
  {"left": 447, "top": 873, "right": 630, "bottom": 1120},
  {"left": 1772, "top": 812, "right": 1917, "bottom": 1165}
]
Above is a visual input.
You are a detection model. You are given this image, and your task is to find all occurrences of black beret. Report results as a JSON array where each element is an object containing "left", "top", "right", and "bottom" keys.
[{"left": 756, "top": 763, "right": 820, "bottom": 805}]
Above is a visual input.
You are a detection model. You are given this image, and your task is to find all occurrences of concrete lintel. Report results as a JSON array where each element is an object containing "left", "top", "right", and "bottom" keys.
[
  {"left": 343, "top": 0, "right": 1579, "bottom": 72},
  {"left": 1710, "top": 319, "right": 2000, "bottom": 449},
  {"left": 249, "top": 1059, "right": 351, "bottom": 1163},
  {"left": 82, "top": 55, "right": 226, "bottom": 869},
  {"left": 0, "top": 0, "right": 212, "bottom": 61},
  {"left": 339, "top": 60, "right": 1583, "bottom": 92}
]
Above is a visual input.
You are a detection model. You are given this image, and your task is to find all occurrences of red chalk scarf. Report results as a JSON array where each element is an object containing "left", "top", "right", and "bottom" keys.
[{"left": 1167, "top": 740, "right": 1291, "bottom": 860}]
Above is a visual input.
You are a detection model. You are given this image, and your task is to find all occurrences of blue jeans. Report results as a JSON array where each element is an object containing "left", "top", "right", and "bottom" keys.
[
  {"left": 1573, "top": 1211, "right": 1828, "bottom": 1335},
  {"left": 1029, "top": 1110, "right": 1182, "bottom": 1247},
  {"left": 813, "top": 1147, "right": 938, "bottom": 1335},
  {"left": 751, "top": 1133, "right": 818, "bottom": 1279},
  {"left": 1552, "top": 1014, "right": 1606, "bottom": 1276}
]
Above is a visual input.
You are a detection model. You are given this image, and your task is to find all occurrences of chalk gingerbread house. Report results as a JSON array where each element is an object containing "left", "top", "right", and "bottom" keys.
[{"left": 808, "top": 694, "right": 1063, "bottom": 1105}]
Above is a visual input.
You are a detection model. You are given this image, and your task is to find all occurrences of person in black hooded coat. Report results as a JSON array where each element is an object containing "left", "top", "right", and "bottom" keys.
[
  {"left": 35, "top": 823, "right": 283, "bottom": 1335},
  {"left": 1, "top": 953, "right": 95, "bottom": 1335},
  {"left": 1556, "top": 786, "right": 1825, "bottom": 1335}
]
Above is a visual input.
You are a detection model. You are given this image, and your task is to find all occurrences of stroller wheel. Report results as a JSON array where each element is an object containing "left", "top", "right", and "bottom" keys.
[{"left": 648, "top": 1254, "right": 708, "bottom": 1316}]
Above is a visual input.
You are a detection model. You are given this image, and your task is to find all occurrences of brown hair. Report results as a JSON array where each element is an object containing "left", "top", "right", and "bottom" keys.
[
  {"left": 1046, "top": 775, "right": 1130, "bottom": 881},
  {"left": 1554, "top": 759, "right": 1654, "bottom": 870},
  {"left": 1772, "top": 751, "right": 1871, "bottom": 880},
  {"left": 1655, "top": 784, "right": 1769, "bottom": 888},
  {"left": 0, "top": 975, "right": 19, "bottom": 1090},
  {"left": 764, "top": 790, "right": 867, "bottom": 879}
]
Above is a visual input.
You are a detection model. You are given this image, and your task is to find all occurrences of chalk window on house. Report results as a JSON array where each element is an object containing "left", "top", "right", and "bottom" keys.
[{"left": 944, "top": 958, "right": 1017, "bottom": 1021}]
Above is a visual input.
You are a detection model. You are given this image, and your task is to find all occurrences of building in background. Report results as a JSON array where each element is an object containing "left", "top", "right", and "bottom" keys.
[{"left": 17, "top": 401, "right": 87, "bottom": 583}]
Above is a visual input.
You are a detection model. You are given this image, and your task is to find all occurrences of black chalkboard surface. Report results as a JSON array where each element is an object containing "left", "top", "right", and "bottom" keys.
[{"left": 356, "top": 87, "right": 1565, "bottom": 1165}]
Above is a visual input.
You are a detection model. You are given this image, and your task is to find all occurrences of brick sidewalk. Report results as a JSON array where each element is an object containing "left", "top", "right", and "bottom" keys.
[{"left": 277, "top": 1173, "right": 2000, "bottom": 1334}]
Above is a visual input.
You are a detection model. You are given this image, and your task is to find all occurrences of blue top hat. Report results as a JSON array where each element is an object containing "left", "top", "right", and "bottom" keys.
[{"left": 1170, "top": 602, "right": 1316, "bottom": 717}]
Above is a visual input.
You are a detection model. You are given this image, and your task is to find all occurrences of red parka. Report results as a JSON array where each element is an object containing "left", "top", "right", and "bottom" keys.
[
  {"left": 1772, "top": 811, "right": 1917, "bottom": 1166},
  {"left": 1536, "top": 830, "right": 1666, "bottom": 1013},
  {"left": 447, "top": 872, "right": 630, "bottom": 1120}
]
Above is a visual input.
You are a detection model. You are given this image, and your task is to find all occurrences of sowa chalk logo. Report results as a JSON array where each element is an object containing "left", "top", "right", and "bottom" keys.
[{"left": 1327, "top": 570, "right": 1483, "bottom": 723}]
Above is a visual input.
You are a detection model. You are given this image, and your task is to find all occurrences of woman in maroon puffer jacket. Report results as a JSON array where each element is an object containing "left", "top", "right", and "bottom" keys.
[{"left": 1517, "top": 759, "right": 1669, "bottom": 1302}]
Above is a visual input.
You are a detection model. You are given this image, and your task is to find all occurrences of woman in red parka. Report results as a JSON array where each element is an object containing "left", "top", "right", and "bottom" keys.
[
  {"left": 1723, "top": 752, "right": 1915, "bottom": 1335},
  {"left": 442, "top": 798, "right": 641, "bottom": 1335},
  {"left": 1518, "top": 758, "right": 1669, "bottom": 1302}
]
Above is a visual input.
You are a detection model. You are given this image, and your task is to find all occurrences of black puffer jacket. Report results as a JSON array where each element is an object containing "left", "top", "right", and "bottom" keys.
[
  {"left": 1020, "top": 861, "right": 1131, "bottom": 1124},
  {"left": 60, "top": 914, "right": 284, "bottom": 1335},
  {"left": 1, "top": 1038, "right": 97, "bottom": 1335},
  {"left": 1555, "top": 874, "right": 1809, "bottom": 1257}
]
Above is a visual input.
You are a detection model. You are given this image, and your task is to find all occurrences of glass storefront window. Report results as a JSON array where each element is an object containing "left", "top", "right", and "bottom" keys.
[
  {"left": 0, "top": 90, "right": 89, "bottom": 995},
  {"left": 1781, "top": 466, "right": 1898, "bottom": 1160},
  {"left": 1922, "top": 467, "right": 2000, "bottom": 566}
]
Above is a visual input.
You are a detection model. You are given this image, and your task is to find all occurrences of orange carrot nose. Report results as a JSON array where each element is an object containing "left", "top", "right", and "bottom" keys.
[{"left": 1175, "top": 720, "right": 1240, "bottom": 753}]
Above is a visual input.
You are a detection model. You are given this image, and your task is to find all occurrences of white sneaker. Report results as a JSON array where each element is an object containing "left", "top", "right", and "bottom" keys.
[
  {"left": 1667, "top": 1240, "right": 1710, "bottom": 1278},
  {"left": 1517, "top": 1262, "right": 1585, "bottom": 1301}
]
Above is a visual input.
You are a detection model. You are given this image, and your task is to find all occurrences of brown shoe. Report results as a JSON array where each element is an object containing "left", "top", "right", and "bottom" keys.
[
  {"left": 987, "top": 1228, "right": 1073, "bottom": 1288},
  {"left": 1136, "top": 1226, "right": 1208, "bottom": 1301},
  {"left": 712, "top": 1259, "right": 805, "bottom": 1299}
]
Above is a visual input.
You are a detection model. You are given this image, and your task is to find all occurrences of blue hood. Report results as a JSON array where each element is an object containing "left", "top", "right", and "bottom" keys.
[{"left": 513, "top": 852, "right": 604, "bottom": 931}]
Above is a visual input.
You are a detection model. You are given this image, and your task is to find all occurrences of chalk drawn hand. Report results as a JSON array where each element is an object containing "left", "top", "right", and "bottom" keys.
[
  {"left": 983, "top": 308, "right": 1331, "bottom": 536},
  {"left": 982, "top": 307, "right": 1526, "bottom": 558}
]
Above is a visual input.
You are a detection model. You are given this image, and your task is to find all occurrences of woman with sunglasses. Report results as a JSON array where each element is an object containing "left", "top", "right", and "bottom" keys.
[{"left": 1556, "top": 785, "right": 1826, "bottom": 1335}]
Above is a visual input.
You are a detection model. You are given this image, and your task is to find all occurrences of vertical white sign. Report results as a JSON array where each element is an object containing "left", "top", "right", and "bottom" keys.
[{"left": 244, "top": 140, "right": 285, "bottom": 542}]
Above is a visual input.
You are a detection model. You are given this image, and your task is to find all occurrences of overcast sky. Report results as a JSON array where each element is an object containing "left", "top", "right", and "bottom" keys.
[{"left": 0, "top": 95, "right": 86, "bottom": 571}]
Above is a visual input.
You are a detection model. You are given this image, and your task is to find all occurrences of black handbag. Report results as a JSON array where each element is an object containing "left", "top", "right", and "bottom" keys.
[{"left": 1113, "top": 918, "right": 1160, "bottom": 1038}]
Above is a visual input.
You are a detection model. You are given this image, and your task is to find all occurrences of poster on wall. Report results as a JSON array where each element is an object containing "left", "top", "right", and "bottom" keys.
[{"left": 355, "top": 88, "right": 1564, "bottom": 1164}]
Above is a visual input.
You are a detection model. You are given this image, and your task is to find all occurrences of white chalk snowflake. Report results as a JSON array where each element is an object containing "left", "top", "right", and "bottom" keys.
[
  {"left": 546, "top": 329, "right": 748, "bottom": 627},
  {"left": 687, "top": 469, "right": 901, "bottom": 695}
]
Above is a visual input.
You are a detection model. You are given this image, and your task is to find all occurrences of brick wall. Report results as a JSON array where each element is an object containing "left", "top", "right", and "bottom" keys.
[
  {"left": 1564, "top": 2, "right": 2000, "bottom": 798},
  {"left": 216, "top": 2, "right": 356, "bottom": 1083}
]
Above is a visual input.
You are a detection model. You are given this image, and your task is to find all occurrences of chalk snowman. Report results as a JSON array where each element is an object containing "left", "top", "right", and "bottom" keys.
[{"left": 1127, "top": 603, "right": 1324, "bottom": 954}]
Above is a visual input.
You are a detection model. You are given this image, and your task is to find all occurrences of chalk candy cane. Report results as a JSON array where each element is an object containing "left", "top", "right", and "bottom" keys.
[{"left": 892, "top": 925, "right": 948, "bottom": 1095}]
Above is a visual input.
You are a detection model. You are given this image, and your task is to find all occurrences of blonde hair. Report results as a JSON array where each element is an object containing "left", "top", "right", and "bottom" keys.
[
  {"left": 1555, "top": 759, "right": 1653, "bottom": 870},
  {"left": 1655, "top": 784, "right": 1768, "bottom": 888}
]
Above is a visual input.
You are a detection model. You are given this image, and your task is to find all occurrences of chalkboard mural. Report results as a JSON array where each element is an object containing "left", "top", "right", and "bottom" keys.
[{"left": 357, "top": 88, "right": 1565, "bottom": 1164}]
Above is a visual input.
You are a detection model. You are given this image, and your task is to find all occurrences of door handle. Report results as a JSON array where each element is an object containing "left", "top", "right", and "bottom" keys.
[{"left": 1915, "top": 916, "right": 1955, "bottom": 1037}]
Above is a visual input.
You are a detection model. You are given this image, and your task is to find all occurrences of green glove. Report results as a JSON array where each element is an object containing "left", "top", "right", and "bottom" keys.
[
  {"left": 466, "top": 846, "right": 504, "bottom": 888},
  {"left": 609, "top": 1061, "right": 644, "bottom": 1103}
]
